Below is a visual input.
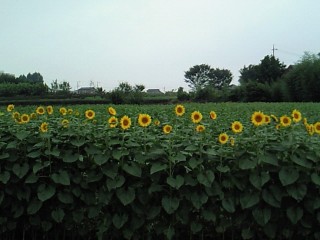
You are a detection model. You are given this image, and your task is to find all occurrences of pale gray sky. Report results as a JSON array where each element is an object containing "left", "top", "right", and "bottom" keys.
[{"left": 1, "top": 0, "right": 319, "bottom": 92}]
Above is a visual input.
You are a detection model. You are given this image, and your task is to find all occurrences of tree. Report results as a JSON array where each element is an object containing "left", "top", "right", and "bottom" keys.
[
  {"left": 184, "top": 64, "right": 233, "bottom": 91},
  {"left": 239, "top": 55, "right": 286, "bottom": 84}
]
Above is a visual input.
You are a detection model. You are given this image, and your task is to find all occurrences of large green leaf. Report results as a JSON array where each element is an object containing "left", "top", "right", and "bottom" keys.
[
  {"left": 51, "top": 208, "right": 65, "bottom": 223},
  {"left": 252, "top": 207, "right": 271, "bottom": 226},
  {"left": 51, "top": 170, "right": 70, "bottom": 185},
  {"left": 33, "top": 161, "right": 50, "bottom": 174},
  {"left": 116, "top": 187, "right": 135, "bottom": 206},
  {"left": 286, "top": 183, "right": 307, "bottom": 201},
  {"left": 286, "top": 206, "right": 303, "bottom": 224},
  {"left": 291, "top": 154, "right": 312, "bottom": 169},
  {"left": 311, "top": 173, "right": 320, "bottom": 186},
  {"left": 167, "top": 175, "right": 184, "bottom": 189},
  {"left": 0, "top": 171, "right": 10, "bottom": 184},
  {"left": 62, "top": 150, "right": 80, "bottom": 163},
  {"left": 262, "top": 189, "right": 281, "bottom": 208},
  {"left": 279, "top": 167, "right": 299, "bottom": 186},
  {"left": 122, "top": 162, "right": 142, "bottom": 178},
  {"left": 150, "top": 162, "right": 167, "bottom": 174},
  {"left": 239, "top": 157, "right": 257, "bottom": 170},
  {"left": 57, "top": 191, "right": 74, "bottom": 204},
  {"left": 12, "top": 163, "right": 29, "bottom": 178},
  {"left": 190, "top": 192, "right": 208, "bottom": 210},
  {"left": 162, "top": 196, "right": 180, "bottom": 214},
  {"left": 222, "top": 197, "right": 236, "bottom": 213},
  {"left": 15, "top": 130, "right": 30, "bottom": 141},
  {"left": 27, "top": 198, "right": 43, "bottom": 215},
  {"left": 249, "top": 171, "right": 270, "bottom": 190},
  {"left": 37, "top": 184, "right": 56, "bottom": 202},
  {"left": 25, "top": 172, "right": 38, "bottom": 184},
  {"left": 101, "top": 164, "right": 118, "bottom": 179},
  {"left": 112, "top": 213, "right": 128, "bottom": 229},
  {"left": 93, "top": 154, "right": 108, "bottom": 166},
  {"left": 259, "top": 154, "right": 278, "bottom": 166},
  {"left": 106, "top": 175, "right": 125, "bottom": 191},
  {"left": 240, "top": 192, "right": 260, "bottom": 209},
  {"left": 197, "top": 170, "right": 215, "bottom": 187}
]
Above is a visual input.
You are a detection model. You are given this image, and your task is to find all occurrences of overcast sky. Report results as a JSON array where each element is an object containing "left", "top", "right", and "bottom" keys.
[{"left": 1, "top": 0, "right": 319, "bottom": 92}]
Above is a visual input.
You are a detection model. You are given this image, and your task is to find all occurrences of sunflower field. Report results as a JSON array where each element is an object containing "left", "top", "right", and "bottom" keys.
[{"left": 1, "top": 102, "right": 320, "bottom": 239}]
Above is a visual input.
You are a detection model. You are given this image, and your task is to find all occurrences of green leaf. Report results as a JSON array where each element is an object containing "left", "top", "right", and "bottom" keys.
[
  {"left": 62, "top": 150, "right": 80, "bottom": 163},
  {"left": 286, "top": 206, "right": 303, "bottom": 224},
  {"left": 27, "top": 198, "right": 43, "bottom": 215},
  {"left": 239, "top": 157, "right": 257, "bottom": 169},
  {"left": 191, "top": 221, "right": 203, "bottom": 234},
  {"left": 93, "top": 154, "right": 108, "bottom": 166},
  {"left": 37, "top": 184, "right": 56, "bottom": 202},
  {"left": 262, "top": 189, "right": 281, "bottom": 208},
  {"left": 150, "top": 162, "right": 167, "bottom": 174},
  {"left": 101, "top": 164, "right": 118, "bottom": 179},
  {"left": 25, "top": 172, "right": 38, "bottom": 184},
  {"left": 51, "top": 208, "right": 65, "bottom": 223},
  {"left": 57, "top": 191, "right": 74, "bottom": 204},
  {"left": 171, "top": 152, "right": 186, "bottom": 163},
  {"left": 222, "top": 197, "right": 236, "bottom": 213},
  {"left": 311, "top": 173, "right": 320, "bottom": 186},
  {"left": 33, "top": 161, "right": 50, "bottom": 174},
  {"left": 13, "top": 205, "right": 24, "bottom": 218},
  {"left": 112, "top": 213, "right": 128, "bottom": 229},
  {"left": 252, "top": 207, "right": 271, "bottom": 226},
  {"left": 259, "top": 154, "right": 278, "bottom": 166},
  {"left": 190, "top": 192, "right": 208, "bottom": 210},
  {"left": 15, "top": 130, "right": 30, "bottom": 141},
  {"left": 279, "top": 167, "right": 299, "bottom": 186},
  {"left": 122, "top": 162, "right": 141, "bottom": 178},
  {"left": 188, "top": 158, "right": 202, "bottom": 169},
  {"left": 116, "top": 187, "right": 135, "bottom": 206},
  {"left": 216, "top": 165, "right": 230, "bottom": 173},
  {"left": 201, "top": 209, "right": 216, "bottom": 222},
  {"left": 27, "top": 150, "right": 41, "bottom": 158},
  {"left": 12, "top": 163, "right": 29, "bottom": 178},
  {"left": 164, "top": 226, "right": 175, "bottom": 240},
  {"left": 291, "top": 154, "right": 312, "bottom": 169},
  {"left": 240, "top": 192, "right": 260, "bottom": 209},
  {"left": 147, "top": 206, "right": 161, "bottom": 220},
  {"left": 167, "top": 175, "right": 184, "bottom": 189},
  {"left": 286, "top": 183, "right": 307, "bottom": 201},
  {"left": 249, "top": 171, "right": 270, "bottom": 190},
  {"left": 51, "top": 170, "right": 70, "bottom": 185},
  {"left": 70, "top": 138, "right": 86, "bottom": 147},
  {"left": 112, "top": 149, "right": 128, "bottom": 160},
  {"left": 0, "top": 171, "right": 10, "bottom": 184},
  {"left": 162, "top": 196, "right": 180, "bottom": 214},
  {"left": 241, "top": 228, "right": 254, "bottom": 239},
  {"left": 41, "top": 221, "right": 53, "bottom": 232},
  {"left": 197, "top": 170, "right": 215, "bottom": 187},
  {"left": 106, "top": 175, "right": 125, "bottom": 191},
  {"left": 0, "top": 152, "right": 9, "bottom": 160}
]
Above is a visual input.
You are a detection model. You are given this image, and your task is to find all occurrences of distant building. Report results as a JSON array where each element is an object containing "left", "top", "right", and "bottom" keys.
[
  {"left": 146, "top": 89, "right": 163, "bottom": 94},
  {"left": 76, "top": 87, "right": 96, "bottom": 94}
]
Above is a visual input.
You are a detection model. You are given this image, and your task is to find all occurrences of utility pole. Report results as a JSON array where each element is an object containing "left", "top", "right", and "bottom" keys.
[{"left": 272, "top": 44, "right": 278, "bottom": 57}]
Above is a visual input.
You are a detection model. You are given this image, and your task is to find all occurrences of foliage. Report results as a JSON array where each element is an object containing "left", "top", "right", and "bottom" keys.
[
  {"left": 284, "top": 52, "right": 320, "bottom": 102},
  {"left": 0, "top": 103, "right": 320, "bottom": 239},
  {"left": 239, "top": 55, "right": 286, "bottom": 84},
  {"left": 184, "top": 64, "right": 233, "bottom": 91},
  {"left": 177, "top": 87, "right": 190, "bottom": 101}
]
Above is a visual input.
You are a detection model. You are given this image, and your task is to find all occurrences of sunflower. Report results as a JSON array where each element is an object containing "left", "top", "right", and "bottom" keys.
[
  {"left": 231, "top": 121, "right": 243, "bottom": 133},
  {"left": 196, "top": 124, "right": 205, "bottom": 132},
  {"left": 209, "top": 111, "right": 217, "bottom": 120},
  {"left": 138, "top": 114, "right": 152, "bottom": 127},
  {"left": 251, "top": 111, "right": 265, "bottom": 127},
  {"left": 229, "top": 137, "right": 235, "bottom": 146},
  {"left": 120, "top": 115, "right": 131, "bottom": 130},
  {"left": 264, "top": 115, "right": 271, "bottom": 124},
  {"left": 175, "top": 104, "right": 185, "bottom": 116},
  {"left": 280, "top": 115, "right": 291, "bottom": 127},
  {"left": 154, "top": 119, "right": 160, "bottom": 126},
  {"left": 85, "top": 110, "right": 95, "bottom": 120},
  {"left": 12, "top": 111, "right": 20, "bottom": 119},
  {"left": 7, "top": 104, "right": 14, "bottom": 112},
  {"left": 191, "top": 111, "right": 202, "bottom": 124},
  {"left": 306, "top": 124, "right": 314, "bottom": 136},
  {"left": 20, "top": 114, "right": 30, "bottom": 124},
  {"left": 218, "top": 133, "right": 229, "bottom": 144},
  {"left": 46, "top": 106, "right": 54, "bottom": 115},
  {"left": 271, "top": 114, "right": 278, "bottom": 122},
  {"left": 59, "top": 107, "right": 67, "bottom": 116},
  {"left": 68, "top": 109, "right": 73, "bottom": 115},
  {"left": 163, "top": 124, "right": 172, "bottom": 134},
  {"left": 108, "top": 107, "right": 117, "bottom": 116},
  {"left": 61, "top": 119, "right": 69, "bottom": 128},
  {"left": 30, "top": 113, "right": 37, "bottom": 119},
  {"left": 40, "top": 122, "right": 48, "bottom": 133},
  {"left": 108, "top": 116, "right": 118, "bottom": 128},
  {"left": 303, "top": 118, "right": 308, "bottom": 126},
  {"left": 276, "top": 124, "right": 281, "bottom": 130},
  {"left": 314, "top": 122, "right": 320, "bottom": 134},
  {"left": 36, "top": 106, "right": 45, "bottom": 115},
  {"left": 291, "top": 109, "right": 302, "bottom": 123}
]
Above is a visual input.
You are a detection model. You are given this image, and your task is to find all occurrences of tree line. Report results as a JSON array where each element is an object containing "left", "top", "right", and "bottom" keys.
[
  {"left": 181, "top": 52, "right": 320, "bottom": 102},
  {"left": 1, "top": 51, "right": 319, "bottom": 102}
]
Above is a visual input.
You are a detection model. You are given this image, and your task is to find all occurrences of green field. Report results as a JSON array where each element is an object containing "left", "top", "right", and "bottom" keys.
[{"left": 1, "top": 102, "right": 320, "bottom": 239}]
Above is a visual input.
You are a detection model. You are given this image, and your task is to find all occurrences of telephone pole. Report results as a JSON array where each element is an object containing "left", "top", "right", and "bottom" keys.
[{"left": 272, "top": 44, "right": 278, "bottom": 57}]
